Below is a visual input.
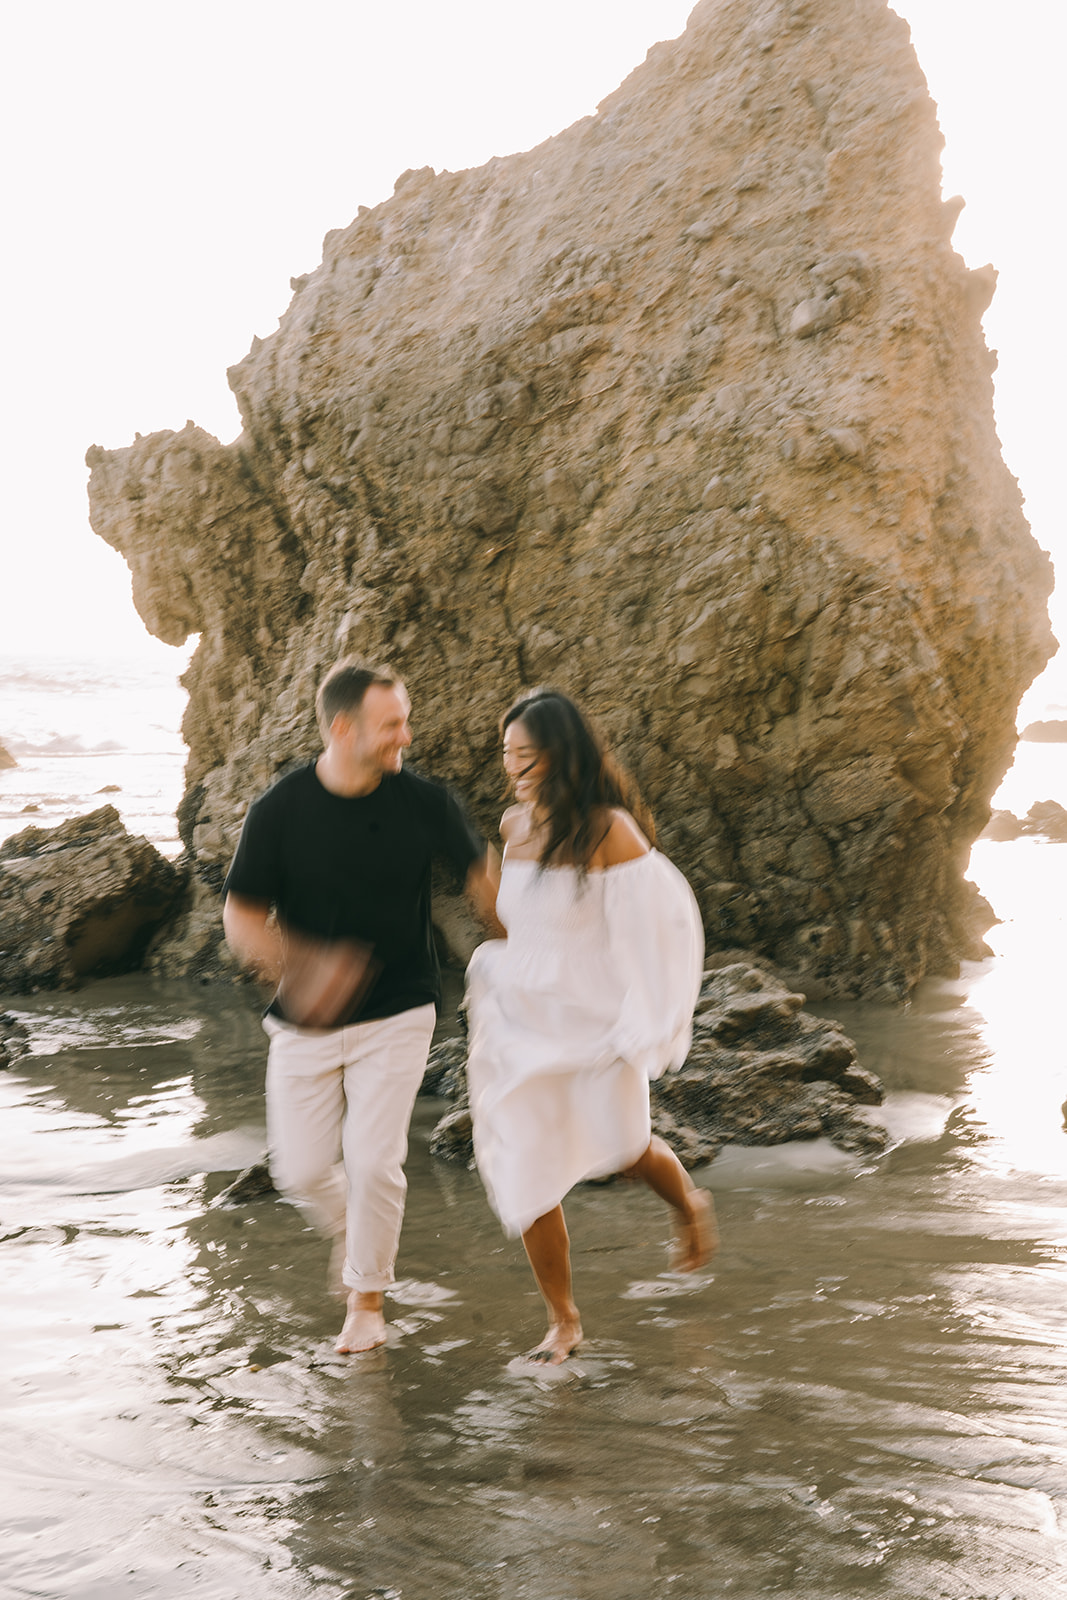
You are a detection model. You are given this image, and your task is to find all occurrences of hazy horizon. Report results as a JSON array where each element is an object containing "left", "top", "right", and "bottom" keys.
[{"left": 2, "top": 0, "right": 1062, "bottom": 706}]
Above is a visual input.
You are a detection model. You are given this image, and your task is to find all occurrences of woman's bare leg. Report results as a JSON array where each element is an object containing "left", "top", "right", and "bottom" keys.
[
  {"left": 624, "top": 1136, "right": 718, "bottom": 1270},
  {"left": 521, "top": 1205, "right": 583, "bottom": 1363}
]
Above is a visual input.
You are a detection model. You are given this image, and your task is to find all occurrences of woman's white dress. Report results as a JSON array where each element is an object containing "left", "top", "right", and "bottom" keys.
[{"left": 465, "top": 850, "right": 704, "bottom": 1237}]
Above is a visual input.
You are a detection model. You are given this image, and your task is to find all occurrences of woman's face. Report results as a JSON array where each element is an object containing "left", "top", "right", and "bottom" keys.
[{"left": 502, "top": 719, "right": 551, "bottom": 805}]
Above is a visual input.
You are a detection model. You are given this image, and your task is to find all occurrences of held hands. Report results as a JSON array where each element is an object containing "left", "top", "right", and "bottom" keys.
[{"left": 275, "top": 924, "right": 379, "bottom": 1028}]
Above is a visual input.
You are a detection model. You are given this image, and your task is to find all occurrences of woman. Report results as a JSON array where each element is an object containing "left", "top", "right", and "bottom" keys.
[{"left": 466, "top": 687, "right": 717, "bottom": 1364}]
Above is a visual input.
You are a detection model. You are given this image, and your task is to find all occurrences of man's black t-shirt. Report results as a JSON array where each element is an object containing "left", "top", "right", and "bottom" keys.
[{"left": 222, "top": 762, "right": 484, "bottom": 1024}]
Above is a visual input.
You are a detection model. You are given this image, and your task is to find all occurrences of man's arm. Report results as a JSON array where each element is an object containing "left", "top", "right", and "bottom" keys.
[
  {"left": 224, "top": 892, "right": 377, "bottom": 1027},
  {"left": 222, "top": 893, "right": 283, "bottom": 983}
]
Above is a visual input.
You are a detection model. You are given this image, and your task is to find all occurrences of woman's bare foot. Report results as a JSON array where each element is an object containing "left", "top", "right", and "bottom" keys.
[
  {"left": 528, "top": 1317, "right": 583, "bottom": 1365},
  {"left": 672, "top": 1188, "right": 717, "bottom": 1272},
  {"left": 336, "top": 1289, "right": 387, "bottom": 1353}
]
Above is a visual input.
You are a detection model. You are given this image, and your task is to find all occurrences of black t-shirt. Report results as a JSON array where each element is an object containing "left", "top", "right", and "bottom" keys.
[{"left": 222, "top": 762, "right": 484, "bottom": 1023}]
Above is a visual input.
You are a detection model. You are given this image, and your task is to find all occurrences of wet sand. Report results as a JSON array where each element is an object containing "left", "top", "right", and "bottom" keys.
[{"left": 2, "top": 838, "right": 1067, "bottom": 1598}]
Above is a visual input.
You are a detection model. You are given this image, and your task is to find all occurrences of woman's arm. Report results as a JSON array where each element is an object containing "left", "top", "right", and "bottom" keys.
[{"left": 466, "top": 845, "right": 505, "bottom": 937}]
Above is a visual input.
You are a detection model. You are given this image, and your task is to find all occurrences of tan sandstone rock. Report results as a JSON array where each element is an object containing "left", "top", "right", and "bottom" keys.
[{"left": 86, "top": 0, "right": 1053, "bottom": 997}]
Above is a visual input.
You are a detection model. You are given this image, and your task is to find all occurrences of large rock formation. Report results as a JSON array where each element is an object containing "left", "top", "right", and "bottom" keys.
[
  {"left": 87, "top": 0, "right": 1053, "bottom": 997},
  {"left": 0, "top": 808, "right": 185, "bottom": 991}
]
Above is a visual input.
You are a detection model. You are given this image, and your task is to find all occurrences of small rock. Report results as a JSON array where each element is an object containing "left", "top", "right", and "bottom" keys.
[
  {"left": 420, "top": 1038, "right": 467, "bottom": 1098},
  {"left": 213, "top": 1161, "right": 277, "bottom": 1205},
  {"left": 980, "top": 808, "right": 1022, "bottom": 842},
  {"left": 0, "top": 1012, "right": 30, "bottom": 1069},
  {"left": 1022, "top": 800, "right": 1067, "bottom": 842},
  {"left": 427, "top": 1105, "right": 474, "bottom": 1164},
  {"left": 790, "top": 297, "right": 841, "bottom": 337}
]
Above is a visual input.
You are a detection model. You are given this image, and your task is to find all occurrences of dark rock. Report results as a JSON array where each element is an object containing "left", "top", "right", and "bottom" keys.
[
  {"left": 428, "top": 1105, "right": 474, "bottom": 1164},
  {"left": 0, "top": 742, "right": 16, "bottom": 771},
  {"left": 213, "top": 1160, "right": 277, "bottom": 1205},
  {"left": 427, "top": 961, "right": 885, "bottom": 1170},
  {"left": 0, "top": 806, "right": 186, "bottom": 991},
  {"left": 420, "top": 1037, "right": 468, "bottom": 1098},
  {"left": 0, "top": 1011, "right": 30, "bottom": 1069},
  {"left": 650, "top": 1107, "right": 721, "bottom": 1169}
]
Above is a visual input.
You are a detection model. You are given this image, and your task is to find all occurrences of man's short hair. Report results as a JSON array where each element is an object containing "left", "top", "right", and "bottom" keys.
[{"left": 315, "top": 659, "right": 401, "bottom": 733}]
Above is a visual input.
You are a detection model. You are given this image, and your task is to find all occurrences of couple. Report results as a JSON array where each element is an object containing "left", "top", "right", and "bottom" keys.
[{"left": 223, "top": 659, "right": 716, "bottom": 1363}]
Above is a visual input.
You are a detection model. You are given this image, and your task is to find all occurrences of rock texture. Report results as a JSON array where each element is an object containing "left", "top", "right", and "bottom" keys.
[
  {"left": 0, "top": 808, "right": 185, "bottom": 992},
  {"left": 428, "top": 960, "right": 886, "bottom": 1168},
  {"left": 0, "top": 743, "right": 17, "bottom": 771},
  {"left": 87, "top": 0, "right": 1053, "bottom": 997}
]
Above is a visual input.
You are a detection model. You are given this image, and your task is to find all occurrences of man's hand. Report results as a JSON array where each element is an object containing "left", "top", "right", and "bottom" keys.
[
  {"left": 223, "top": 893, "right": 378, "bottom": 1027},
  {"left": 276, "top": 927, "right": 378, "bottom": 1028}
]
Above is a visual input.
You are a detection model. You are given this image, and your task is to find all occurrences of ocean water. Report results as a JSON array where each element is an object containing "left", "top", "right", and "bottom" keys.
[
  {"left": 2, "top": 659, "right": 1067, "bottom": 1596},
  {"left": 0, "top": 654, "right": 190, "bottom": 855}
]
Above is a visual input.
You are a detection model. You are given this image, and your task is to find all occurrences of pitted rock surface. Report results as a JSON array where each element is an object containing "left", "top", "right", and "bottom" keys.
[{"left": 86, "top": 0, "right": 1052, "bottom": 997}]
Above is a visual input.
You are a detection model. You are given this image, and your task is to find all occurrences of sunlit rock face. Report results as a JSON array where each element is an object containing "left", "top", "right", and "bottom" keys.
[{"left": 86, "top": 0, "right": 1053, "bottom": 997}]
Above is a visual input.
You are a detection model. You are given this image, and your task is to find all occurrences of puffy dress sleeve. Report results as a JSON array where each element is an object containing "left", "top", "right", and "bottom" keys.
[{"left": 602, "top": 851, "right": 704, "bottom": 1079}]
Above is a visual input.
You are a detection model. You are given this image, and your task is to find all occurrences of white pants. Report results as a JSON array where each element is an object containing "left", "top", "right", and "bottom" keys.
[{"left": 263, "top": 1003, "right": 437, "bottom": 1292}]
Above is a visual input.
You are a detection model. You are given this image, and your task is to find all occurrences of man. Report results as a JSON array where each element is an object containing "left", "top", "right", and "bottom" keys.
[{"left": 222, "top": 659, "right": 498, "bottom": 1353}]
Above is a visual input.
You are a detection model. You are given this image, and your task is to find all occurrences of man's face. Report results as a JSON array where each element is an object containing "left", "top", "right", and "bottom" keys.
[{"left": 338, "top": 684, "right": 412, "bottom": 776}]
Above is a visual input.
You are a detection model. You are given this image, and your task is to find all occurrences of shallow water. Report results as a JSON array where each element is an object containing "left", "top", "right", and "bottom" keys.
[{"left": 3, "top": 843, "right": 1067, "bottom": 1599}]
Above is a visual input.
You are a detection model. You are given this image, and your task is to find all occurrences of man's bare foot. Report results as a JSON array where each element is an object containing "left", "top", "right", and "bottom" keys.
[
  {"left": 672, "top": 1188, "right": 718, "bottom": 1272},
  {"left": 336, "top": 1290, "right": 387, "bottom": 1353},
  {"left": 528, "top": 1317, "right": 583, "bottom": 1365}
]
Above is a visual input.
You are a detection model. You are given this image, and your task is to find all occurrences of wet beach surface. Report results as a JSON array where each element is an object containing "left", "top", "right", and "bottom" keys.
[{"left": 3, "top": 840, "right": 1067, "bottom": 1599}]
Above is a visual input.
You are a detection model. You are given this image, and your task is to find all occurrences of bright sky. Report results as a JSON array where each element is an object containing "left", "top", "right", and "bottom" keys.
[{"left": 2, "top": 0, "right": 1063, "bottom": 703}]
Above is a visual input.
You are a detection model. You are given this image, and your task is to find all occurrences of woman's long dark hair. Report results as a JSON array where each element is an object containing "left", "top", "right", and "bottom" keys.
[{"left": 501, "top": 687, "right": 655, "bottom": 871}]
